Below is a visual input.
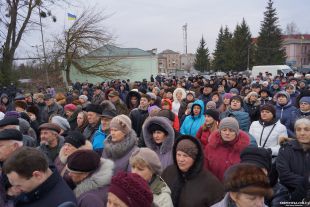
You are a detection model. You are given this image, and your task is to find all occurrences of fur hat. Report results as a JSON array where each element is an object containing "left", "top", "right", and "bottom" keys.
[
  {"left": 223, "top": 163, "right": 273, "bottom": 198},
  {"left": 67, "top": 150, "right": 100, "bottom": 173},
  {"left": 64, "top": 131, "right": 86, "bottom": 149},
  {"left": 14, "top": 100, "right": 27, "bottom": 110},
  {"left": 85, "top": 104, "right": 103, "bottom": 114},
  {"left": 27, "top": 105, "right": 39, "bottom": 118},
  {"left": 109, "top": 172, "right": 153, "bottom": 207},
  {"left": 205, "top": 109, "right": 220, "bottom": 122},
  {"left": 240, "top": 146, "right": 272, "bottom": 173},
  {"left": 176, "top": 138, "right": 199, "bottom": 160},
  {"left": 0, "top": 129, "right": 23, "bottom": 141},
  {"left": 260, "top": 104, "right": 276, "bottom": 118},
  {"left": 148, "top": 123, "right": 168, "bottom": 135},
  {"left": 110, "top": 115, "right": 132, "bottom": 135},
  {"left": 219, "top": 117, "right": 239, "bottom": 135},
  {"left": 130, "top": 148, "right": 162, "bottom": 175}
]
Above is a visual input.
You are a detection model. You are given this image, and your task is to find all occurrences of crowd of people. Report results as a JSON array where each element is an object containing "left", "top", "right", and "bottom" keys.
[{"left": 0, "top": 72, "right": 309, "bottom": 207}]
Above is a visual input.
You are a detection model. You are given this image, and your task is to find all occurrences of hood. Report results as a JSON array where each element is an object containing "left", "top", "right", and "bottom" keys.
[
  {"left": 0, "top": 93, "right": 8, "bottom": 104},
  {"left": 74, "top": 158, "right": 114, "bottom": 197},
  {"left": 142, "top": 116, "right": 175, "bottom": 154},
  {"left": 172, "top": 135, "right": 204, "bottom": 179},
  {"left": 173, "top": 88, "right": 186, "bottom": 102},
  {"left": 190, "top": 99, "right": 204, "bottom": 117},
  {"left": 125, "top": 90, "right": 141, "bottom": 109},
  {"left": 161, "top": 98, "right": 172, "bottom": 110},
  {"left": 208, "top": 130, "right": 250, "bottom": 150}
]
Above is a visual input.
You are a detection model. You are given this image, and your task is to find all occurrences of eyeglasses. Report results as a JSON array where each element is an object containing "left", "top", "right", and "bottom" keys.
[{"left": 300, "top": 102, "right": 309, "bottom": 105}]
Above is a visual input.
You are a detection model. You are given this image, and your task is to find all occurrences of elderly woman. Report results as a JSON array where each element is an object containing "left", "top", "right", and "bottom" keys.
[
  {"left": 162, "top": 135, "right": 224, "bottom": 207},
  {"left": 211, "top": 163, "right": 273, "bottom": 207},
  {"left": 204, "top": 117, "right": 250, "bottom": 181},
  {"left": 276, "top": 118, "right": 310, "bottom": 202},
  {"left": 130, "top": 148, "right": 173, "bottom": 207},
  {"left": 102, "top": 115, "right": 138, "bottom": 175},
  {"left": 249, "top": 104, "right": 287, "bottom": 156},
  {"left": 142, "top": 116, "right": 175, "bottom": 170}
]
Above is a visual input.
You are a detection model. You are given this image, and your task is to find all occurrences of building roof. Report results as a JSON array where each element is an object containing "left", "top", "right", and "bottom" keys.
[
  {"left": 159, "top": 49, "right": 180, "bottom": 55},
  {"left": 86, "top": 45, "right": 153, "bottom": 58}
]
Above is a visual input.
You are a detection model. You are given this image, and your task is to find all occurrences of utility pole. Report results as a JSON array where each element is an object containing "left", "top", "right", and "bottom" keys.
[{"left": 38, "top": 6, "right": 50, "bottom": 86}]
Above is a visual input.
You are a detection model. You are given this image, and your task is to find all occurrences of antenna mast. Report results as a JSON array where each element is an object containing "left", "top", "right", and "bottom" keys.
[{"left": 182, "top": 23, "right": 188, "bottom": 54}]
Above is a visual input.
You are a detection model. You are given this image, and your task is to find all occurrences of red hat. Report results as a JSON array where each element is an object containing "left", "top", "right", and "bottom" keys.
[
  {"left": 109, "top": 172, "right": 153, "bottom": 207},
  {"left": 64, "top": 104, "right": 77, "bottom": 112}
]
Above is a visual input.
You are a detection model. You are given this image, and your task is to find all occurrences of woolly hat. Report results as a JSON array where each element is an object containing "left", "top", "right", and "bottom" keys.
[
  {"left": 223, "top": 163, "right": 273, "bottom": 198},
  {"left": 205, "top": 109, "right": 220, "bottom": 122},
  {"left": 148, "top": 123, "right": 168, "bottom": 135},
  {"left": 64, "top": 104, "right": 77, "bottom": 112},
  {"left": 300, "top": 96, "right": 310, "bottom": 104},
  {"left": 39, "top": 123, "right": 61, "bottom": 134},
  {"left": 240, "top": 146, "right": 272, "bottom": 173},
  {"left": 223, "top": 93, "right": 233, "bottom": 100},
  {"left": 79, "top": 95, "right": 88, "bottom": 101},
  {"left": 130, "top": 148, "right": 162, "bottom": 175},
  {"left": 67, "top": 150, "right": 100, "bottom": 173},
  {"left": 206, "top": 101, "right": 216, "bottom": 110},
  {"left": 109, "top": 172, "right": 153, "bottom": 207},
  {"left": 156, "top": 109, "right": 175, "bottom": 122},
  {"left": 147, "top": 105, "right": 160, "bottom": 114},
  {"left": 64, "top": 131, "right": 86, "bottom": 149},
  {"left": 0, "top": 129, "right": 23, "bottom": 141},
  {"left": 247, "top": 91, "right": 259, "bottom": 98},
  {"left": 176, "top": 138, "right": 199, "bottom": 160},
  {"left": 85, "top": 104, "right": 103, "bottom": 114},
  {"left": 110, "top": 115, "right": 132, "bottom": 135},
  {"left": 14, "top": 100, "right": 27, "bottom": 110},
  {"left": 260, "top": 104, "right": 276, "bottom": 118},
  {"left": 51, "top": 116, "right": 70, "bottom": 131},
  {"left": 146, "top": 92, "right": 156, "bottom": 100},
  {"left": 229, "top": 88, "right": 239, "bottom": 95},
  {"left": 276, "top": 91, "right": 290, "bottom": 101},
  {"left": 219, "top": 117, "right": 239, "bottom": 135}
]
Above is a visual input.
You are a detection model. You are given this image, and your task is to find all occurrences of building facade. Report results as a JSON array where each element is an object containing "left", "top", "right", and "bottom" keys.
[{"left": 158, "top": 49, "right": 181, "bottom": 74}]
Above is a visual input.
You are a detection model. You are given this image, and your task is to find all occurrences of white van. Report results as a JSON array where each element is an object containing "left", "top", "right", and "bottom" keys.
[{"left": 251, "top": 65, "right": 293, "bottom": 78}]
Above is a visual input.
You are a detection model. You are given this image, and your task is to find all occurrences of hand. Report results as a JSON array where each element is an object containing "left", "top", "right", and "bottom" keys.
[
  {"left": 278, "top": 135, "right": 293, "bottom": 145},
  {"left": 7, "top": 186, "right": 22, "bottom": 196}
]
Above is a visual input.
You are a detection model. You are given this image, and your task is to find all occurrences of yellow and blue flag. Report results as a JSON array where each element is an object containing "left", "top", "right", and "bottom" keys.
[{"left": 67, "top": 13, "right": 77, "bottom": 20}]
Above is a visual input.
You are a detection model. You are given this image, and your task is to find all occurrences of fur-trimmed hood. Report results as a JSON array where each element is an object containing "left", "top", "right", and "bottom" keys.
[
  {"left": 143, "top": 116, "right": 175, "bottom": 154},
  {"left": 74, "top": 158, "right": 114, "bottom": 197},
  {"left": 173, "top": 88, "right": 186, "bottom": 102}
]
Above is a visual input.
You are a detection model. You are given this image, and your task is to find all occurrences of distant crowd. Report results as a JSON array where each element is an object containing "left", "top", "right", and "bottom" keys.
[{"left": 0, "top": 72, "right": 309, "bottom": 207}]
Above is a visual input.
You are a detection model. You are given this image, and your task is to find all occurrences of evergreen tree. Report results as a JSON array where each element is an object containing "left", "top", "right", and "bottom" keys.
[
  {"left": 255, "top": 0, "right": 286, "bottom": 65},
  {"left": 212, "top": 26, "right": 233, "bottom": 71},
  {"left": 194, "top": 36, "right": 210, "bottom": 73},
  {"left": 231, "top": 18, "right": 252, "bottom": 71}
]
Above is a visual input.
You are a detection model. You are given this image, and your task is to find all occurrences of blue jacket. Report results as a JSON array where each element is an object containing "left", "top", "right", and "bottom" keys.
[
  {"left": 275, "top": 101, "right": 297, "bottom": 137},
  {"left": 220, "top": 108, "right": 250, "bottom": 132},
  {"left": 180, "top": 100, "right": 205, "bottom": 137},
  {"left": 92, "top": 126, "right": 108, "bottom": 154}
]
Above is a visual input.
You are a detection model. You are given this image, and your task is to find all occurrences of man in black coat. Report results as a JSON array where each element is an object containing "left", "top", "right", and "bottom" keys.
[{"left": 3, "top": 147, "right": 77, "bottom": 207}]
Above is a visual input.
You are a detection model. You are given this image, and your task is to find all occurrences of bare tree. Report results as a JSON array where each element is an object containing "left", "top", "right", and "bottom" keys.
[
  {"left": 0, "top": 0, "right": 59, "bottom": 85},
  {"left": 53, "top": 8, "right": 130, "bottom": 85},
  {"left": 285, "top": 22, "right": 300, "bottom": 35}
]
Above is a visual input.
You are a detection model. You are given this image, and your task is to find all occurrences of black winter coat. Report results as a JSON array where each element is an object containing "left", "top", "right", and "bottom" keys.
[
  {"left": 129, "top": 107, "right": 149, "bottom": 138},
  {"left": 15, "top": 168, "right": 76, "bottom": 207},
  {"left": 276, "top": 140, "right": 310, "bottom": 201}
]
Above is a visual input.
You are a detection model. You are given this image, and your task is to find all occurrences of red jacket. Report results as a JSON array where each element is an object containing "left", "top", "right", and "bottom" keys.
[
  {"left": 161, "top": 98, "right": 180, "bottom": 132},
  {"left": 196, "top": 126, "right": 212, "bottom": 149},
  {"left": 204, "top": 130, "right": 250, "bottom": 181}
]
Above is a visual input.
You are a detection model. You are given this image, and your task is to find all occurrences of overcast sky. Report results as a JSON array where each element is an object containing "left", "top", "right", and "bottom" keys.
[{"left": 19, "top": 0, "right": 310, "bottom": 58}]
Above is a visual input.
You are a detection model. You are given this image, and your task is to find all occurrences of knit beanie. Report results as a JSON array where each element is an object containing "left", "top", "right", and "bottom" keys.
[
  {"left": 148, "top": 123, "right": 168, "bottom": 135},
  {"left": 64, "top": 131, "right": 86, "bottom": 149},
  {"left": 64, "top": 104, "right": 77, "bottom": 112},
  {"left": 205, "top": 109, "right": 220, "bottom": 122},
  {"left": 51, "top": 116, "right": 70, "bottom": 131},
  {"left": 260, "top": 104, "right": 276, "bottom": 118},
  {"left": 276, "top": 91, "right": 290, "bottom": 101},
  {"left": 240, "top": 146, "right": 272, "bottom": 173},
  {"left": 110, "top": 115, "right": 132, "bottom": 135},
  {"left": 300, "top": 96, "right": 310, "bottom": 104},
  {"left": 223, "top": 163, "right": 273, "bottom": 198},
  {"left": 109, "top": 172, "right": 153, "bottom": 207},
  {"left": 206, "top": 101, "right": 216, "bottom": 110},
  {"left": 67, "top": 150, "right": 100, "bottom": 173},
  {"left": 219, "top": 117, "right": 239, "bottom": 135},
  {"left": 176, "top": 139, "right": 199, "bottom": 160},
  {"left": 79, "top": 95, "right": 88, "bottom": 101},
  {"left": 223, "top": 93, "right": 233, "bottom": 100},
  {"left": 130, "top": 148, "right": 162, "bottom": 175},
  {"left": 229, "top": 88, "right": 239, "bottom": 95}
]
